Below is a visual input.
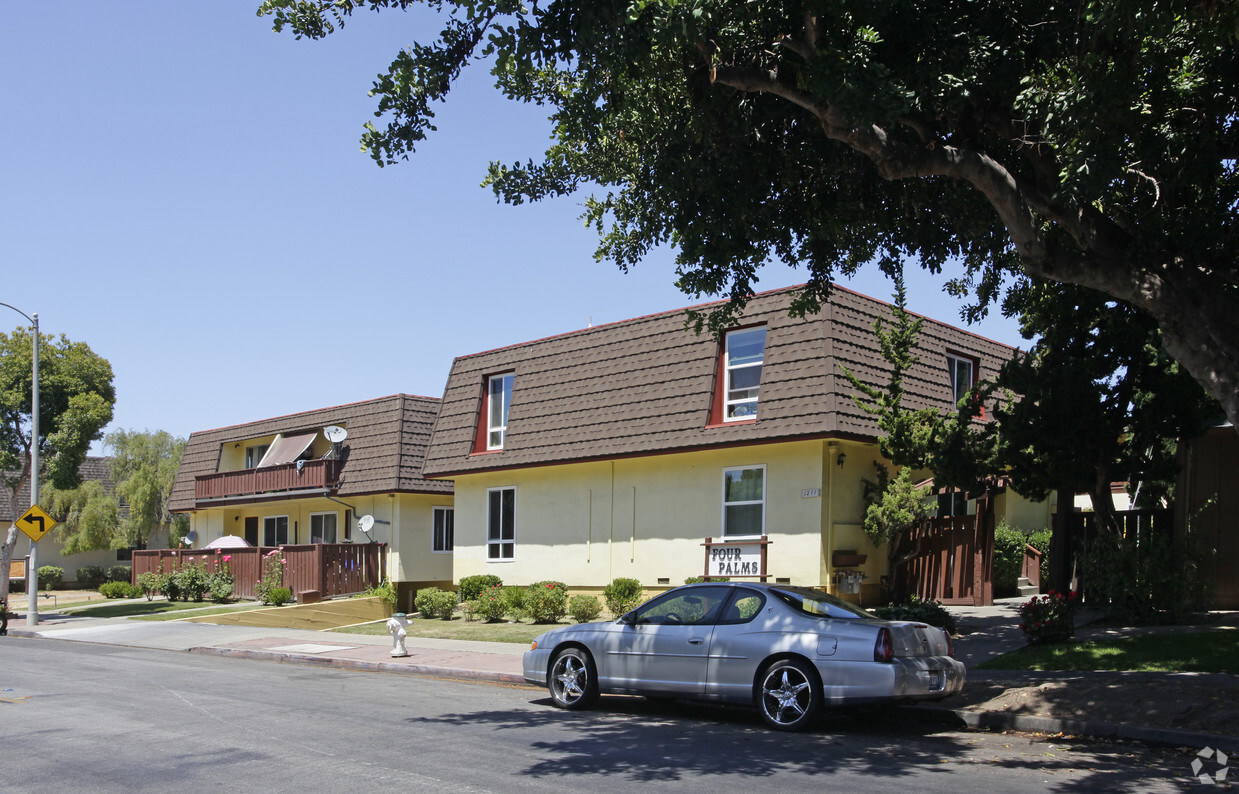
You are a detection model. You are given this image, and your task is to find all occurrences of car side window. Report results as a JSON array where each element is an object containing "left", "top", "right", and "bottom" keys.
[
  {"left": 632, "top": 587, "right": 732, "bottom": 626},
  {"left": 717, "top": 589, "right": 766, "bottom": 625}
]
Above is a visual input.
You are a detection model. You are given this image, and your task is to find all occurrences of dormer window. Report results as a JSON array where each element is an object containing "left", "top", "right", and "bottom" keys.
[
  {"left": 487, "top": 373, "right": 514, "bottom": 450},
  {"left": 245, "top": 444, "right": 269, "bottom": 469},
  {"left": 947, "top": 353, "right": 976, "bottom": 406},
  {"left": 724, "top": 327, "right": 767, "bottom": 421}
]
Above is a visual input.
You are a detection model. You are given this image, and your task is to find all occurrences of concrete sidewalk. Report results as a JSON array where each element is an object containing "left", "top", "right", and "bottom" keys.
[{"left": 5, "top": 600, "right": 1237, "bottom": 751}]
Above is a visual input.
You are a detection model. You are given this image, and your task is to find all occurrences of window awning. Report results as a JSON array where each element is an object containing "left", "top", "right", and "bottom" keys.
[{"left": 256, "top": 432, "right": 317, "bottom": 467}]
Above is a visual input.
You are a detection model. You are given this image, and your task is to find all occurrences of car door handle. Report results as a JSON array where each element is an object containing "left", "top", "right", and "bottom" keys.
[{"left": 688, "top": 638, "right": 704, "bottom": 645}]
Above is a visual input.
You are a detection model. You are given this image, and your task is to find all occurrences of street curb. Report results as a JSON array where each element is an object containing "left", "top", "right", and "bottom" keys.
[
  {"left": 905, "top": 704, "right": 1239, "bottom": 752},
  {"left": 186, "top": 645, "right": 529, "bottom": 686}
]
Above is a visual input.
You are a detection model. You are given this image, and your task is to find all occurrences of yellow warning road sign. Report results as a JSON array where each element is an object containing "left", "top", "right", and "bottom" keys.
[{"left": 15, "top": 505, "right": 56, "bottom": 543}]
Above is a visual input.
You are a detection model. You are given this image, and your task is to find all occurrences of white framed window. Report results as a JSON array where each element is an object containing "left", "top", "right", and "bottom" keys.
[
  {"left": 487, "top": 373, "right": 514, "bottom": 450},
  {"left": 724, "top": 327, "right": 767, "bottom": 421},
  {"left": 263, "top": 515, "right": 289, "bottom": 546},
  {"left": 487, "top": 487, "right": 516, "bottom": 560},
  {"left": 722, "top": 465, "right": 765, "bottom": 538},
  {"left": 432, "top": 506, "right": 454, "bottom": 553},
  {"left": 245, "top": 444, "right": 269, "bottom": 468},
  {"left": 947, "top": 354, "right": 976, "bottom": 406},
  {"left": 309, "top": 512, "right": 338, "bottom": 544}
]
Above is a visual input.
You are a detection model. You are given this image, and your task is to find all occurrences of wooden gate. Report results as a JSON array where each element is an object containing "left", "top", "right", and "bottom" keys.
[{"left": 900, "top": 497, "right": 995, "bottom": 606}]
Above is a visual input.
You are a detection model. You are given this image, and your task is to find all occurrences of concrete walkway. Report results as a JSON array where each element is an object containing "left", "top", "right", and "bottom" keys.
[{"left": 5, "top": 599, "right": 1237, "bottom": 751}]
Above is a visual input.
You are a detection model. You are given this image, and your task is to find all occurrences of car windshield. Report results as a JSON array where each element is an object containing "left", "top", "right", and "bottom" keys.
[{"left": 769, "top": 586, "right": 878, "bottom": 620}]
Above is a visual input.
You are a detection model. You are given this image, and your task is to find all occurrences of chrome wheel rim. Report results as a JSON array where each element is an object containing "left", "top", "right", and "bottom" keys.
[
  {"left": 761, "top": 666, "right": 811, "bottom": 726},
  {"left": 552, "top": 654, "right": 588, "bottom": 705}
]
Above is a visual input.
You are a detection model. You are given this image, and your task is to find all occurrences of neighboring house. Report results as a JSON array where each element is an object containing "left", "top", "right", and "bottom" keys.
[
  {"left": 168, "top": 394, "right": 453, "bottom": 610},
  {"left": 2, "top": 457, "right": 145, "bottom": 585},
  {"left": 1176, "top": 420, "right": 1239, "bottom": 608},
  {"left": 422, "top": 284, "right": 1041, "bottom": 603}
]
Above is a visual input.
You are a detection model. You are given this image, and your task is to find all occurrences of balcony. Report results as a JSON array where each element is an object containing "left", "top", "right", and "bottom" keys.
[{"left": 194, "top": 459, "right": 340, "bottom": 503}]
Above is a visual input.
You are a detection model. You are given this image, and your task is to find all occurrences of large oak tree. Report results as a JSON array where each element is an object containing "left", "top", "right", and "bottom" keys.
[{"left": 259, "top": 0, "right": 1239, "bottom": 429}]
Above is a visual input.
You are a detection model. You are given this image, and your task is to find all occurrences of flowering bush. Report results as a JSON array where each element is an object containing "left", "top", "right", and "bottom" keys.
[
  {"left": 474, "top": 585, "right": 510, "bottom": 622},
  {"left": 1017, "top": 590, "right": 1080, "bottom": 644},
  {"left": 255, "top": 551, "right": 286, "bottom": 605},
  {"left": 523, "top": 580, "right": 568, "bottom": 624}
]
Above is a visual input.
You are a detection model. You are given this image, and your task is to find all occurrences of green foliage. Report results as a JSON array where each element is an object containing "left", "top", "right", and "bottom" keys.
[
  {"left": 501, "top": 586, "right": 528, "bottom": 620},
  {"left": 37, "top": 565, "right": 64, "bottom": 590},
  {"left": 135, "top": 570, "right": 163, "bottom": 601},
  {"left": 106, "top": 565, "right": 131, "bottom": 583},
  {"left": 98, "top": 581, "right": 142, "bottom": 599},
  {"left": 363, "top": 578, "right": 398, "bottom": 609},
  {"left": 458, "top": 574, "right": 503, "bottom": 602},
  {"left": 1017, "top": 590, "right": 1079, "bottom": 645},
  {"left": 992, "top": 523, "right": 1028, "bottom": 598},
  {"left": 1084, "top": 531, "right": 1212, "bottom": 625},
  {"left": 45, "top": 480, "right": 119, "bottom": 556},
  {"left": 254, "top": 551, "right": 286, "bottom": 605},
  {"left": 1027, "top": 529, "right": 1051, "bottom": 586},
  {"left": 862, "top": 466, "right": 932, "bottom": 550},
  {"left": 414, "top": 587, "right": 457, "bottom": 620},
  {"left": 523, "top": 580, "right": 568, "bottom": 624},
  {"left": 871, "top": 596, "right": 957, "bottom": 635},
  {"left": 106, "top": 429, "right": 189, "bottom": 550},
  {"left": 266, "top": 586, "right": 293, "bottom": 607},
  {"left": 171, "top": 562, "right": 210, "bottom": 603},
  {"left": 473, "top": 585, "right": 510, "bottom": 623},
  {"left": 603, "top": 578, "right": 643, "bottom": 617},
  {"left": 568, "top": 594, "right": 603, "bottom": 624},
  {"left": 258, "top": 0, "right": 1239, "bottom": 430},
  {"left": 683, "top": 576, "right": 706, "bottom": 585},
  {"left": 75, "top": 565, "right": 107, "bottom": 589}
]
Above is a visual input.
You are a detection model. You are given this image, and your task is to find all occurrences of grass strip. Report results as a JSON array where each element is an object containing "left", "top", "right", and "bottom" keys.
[{"left": 977, "top": 628, "right": 1239, "bottom": 674}]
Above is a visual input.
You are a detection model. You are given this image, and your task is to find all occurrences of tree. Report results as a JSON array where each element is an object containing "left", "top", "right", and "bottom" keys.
[
  {"left": 0, "top": 326, "right": 114, "bottom": 594},
  {"left": 44, "top": 429, "right": 188, "bottom": 554},
  {"left": 259, "top": 0, "right": 1239, "bottom": 432}
]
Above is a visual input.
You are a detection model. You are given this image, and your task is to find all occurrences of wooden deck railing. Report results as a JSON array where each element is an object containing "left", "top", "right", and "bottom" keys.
[
  {"left": 131, "top": 543, "right": 385, "bottom": 601},
  {"left": 1021, "top": 543, "right": 1043, "bottom": 589},
  {"left": 194, "top": 459, "right": 339, "bottom": 501}
]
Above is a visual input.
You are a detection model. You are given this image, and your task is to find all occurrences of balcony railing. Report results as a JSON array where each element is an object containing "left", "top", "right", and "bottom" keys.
[{"left": 194, "top": 459, "right": 340, "bottom": 502}]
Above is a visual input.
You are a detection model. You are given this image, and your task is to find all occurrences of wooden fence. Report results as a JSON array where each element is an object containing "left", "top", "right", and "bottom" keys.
[
  {"left": 131, "top": 543, "right": 386, "bottom": 601},
  {"left": 901, "top": 504, "right": 995, "bottom": 606},
  {"left": 1062, "top": 508, "right": 1173, "bottom": 601}
]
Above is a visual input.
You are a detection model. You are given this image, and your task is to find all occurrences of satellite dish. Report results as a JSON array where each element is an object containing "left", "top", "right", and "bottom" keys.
[
  {"left": 324, "top": 425, "right": 348, "bottom": 443},
  {"left": 185, "top": 530, "right": 198, "bottom": 542},
  {"left": 358, "top": 515, "right": 375, "bottom": 534}
]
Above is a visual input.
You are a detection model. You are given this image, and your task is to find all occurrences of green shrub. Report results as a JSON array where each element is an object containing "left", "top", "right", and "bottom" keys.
[
  {"left": 106, "top": 565, "right": 132, "bottom": 583},
  {"left": 474, "top": 585, "right": 510, "bottom": 622},
  {"left": 604, "top": 577, "right": 643, "bottom": 617},
  {"left": 135, "top": 571, "right": 164, "bottom": 601},
  {"left": 363, "top": 578, "right": 398, "bottom": 609},
  {"left": 267, "top": 587, "right": 293, "bottom": 607},
  {"left": 76, "top": 565, "right": 107, "bottom": 589},
  {"left": 502, "top": 586, "right": 528, "bottom": 620},
  {"left": 568, "top": 594, "right": 603, "bottom": 623},
  {"left": 162, "top": 572, "right": 181, "bottom": 602},
  {"left": 1084, "top": 530, "right": 1211, "bottom": 625},
  {"left": 255, "top": 551, "right": 286, "bottom": 605},
  {"left": 871, "top": 596, "right": 958, "bottom": 634},
  {"left": 171, "top": 562, "right": 210, "bottom": 602},
  {"left": 99, "top": 581, "right": 133, "bottom": 599},
  {"left": 414, "top": 587, "right": 458, "bottom": 620},
  {"left": 523, "top": 581, "right": 568, "bottom": 623},
  {"left": 208, "top": 577, "right": 234, "bottom": 603},
  {"left": 37, "top": 566, "right": 64, "bottom": 590},
  {"left": 1027, "top": 529, "right": 1052, "bottom": 585},
  {"left": 1017, "top": 590, "right": 1079, "bottom": 644},
  {"left": 458, "top": 574, "right": 504, "bottom": 602},
  {"left": 992, "top": 522, "right": 1027, "bottom": 597},
  {"left": 460, "top": 600, "right": 479, "bottom": 621}
]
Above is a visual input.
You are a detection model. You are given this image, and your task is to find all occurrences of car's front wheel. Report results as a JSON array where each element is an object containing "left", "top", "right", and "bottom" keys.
[
  {"left": 548, "top": 647, "right": 599, "bottom": 710},
  {"left": 757, "top": 658, "right": 821, "bottom": 731}
]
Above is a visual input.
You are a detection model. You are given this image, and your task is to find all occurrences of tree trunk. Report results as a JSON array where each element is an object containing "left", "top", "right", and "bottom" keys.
[
  {"left": 1049, "top": 488, "right": 1074, "bottom": 595},
  {"left": 0, "top": 524, "right": 17, "bottom": 601},
  {"left": 1090, "top": 468, "right": 1121, "bottom": 538}
]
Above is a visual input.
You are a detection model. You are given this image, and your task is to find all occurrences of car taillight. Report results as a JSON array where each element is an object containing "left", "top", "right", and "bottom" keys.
[
  {"left": 946, "top": 632, "right": 955, "bottom": 658},
  {"left": 874, "top": 627, "right": 894, "bottom": 662}
]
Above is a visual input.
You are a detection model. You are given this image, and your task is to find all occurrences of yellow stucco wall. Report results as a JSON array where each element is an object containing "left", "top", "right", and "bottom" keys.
[
  {"left": 450, "top": 440, "right": 897, "bottom": 589},
  {"left": 994, "top": 488, "right": 1052, "bottom": 532}
]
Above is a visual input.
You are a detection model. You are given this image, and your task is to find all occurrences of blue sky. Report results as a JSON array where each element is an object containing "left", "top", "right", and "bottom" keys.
[{"left": 1, "top": 2, "right": 1024, "bottom": 449}]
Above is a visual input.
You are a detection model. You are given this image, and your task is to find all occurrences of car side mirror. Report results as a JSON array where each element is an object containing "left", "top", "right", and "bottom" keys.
[{"left": 618, "top": 611, "right": 638, "bottom": 625}]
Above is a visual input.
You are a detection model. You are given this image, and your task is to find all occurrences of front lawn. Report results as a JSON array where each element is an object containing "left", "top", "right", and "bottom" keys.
[
  {"left": 334, "top": 616, "right": 578, "bottom": 644},
  {"left": 58, "top": 601, "right": 268, "bottom": 620},
  {"left": 977, "top": 629, "right": 1239, "bottom": 674}
]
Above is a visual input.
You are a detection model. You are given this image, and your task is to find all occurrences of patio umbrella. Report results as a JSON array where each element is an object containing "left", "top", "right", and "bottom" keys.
[{"left": 203, "top": 535, "right": 251, "bottom": 549}]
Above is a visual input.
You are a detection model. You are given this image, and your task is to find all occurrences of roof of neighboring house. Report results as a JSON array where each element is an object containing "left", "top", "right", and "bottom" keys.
[
  {"left": 423, "top": 284, "right": 1016, "bottom": 477},
  {"left": 1, "top": 456, "right": 118, "bottom": 523},
  {"left": 170, "top": 394, "right": 452, "bottom": 512}
]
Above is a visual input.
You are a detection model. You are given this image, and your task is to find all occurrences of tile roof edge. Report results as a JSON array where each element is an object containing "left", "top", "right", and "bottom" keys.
[{"left": 187, "top": 393, "right": 442, "bottom": 436}]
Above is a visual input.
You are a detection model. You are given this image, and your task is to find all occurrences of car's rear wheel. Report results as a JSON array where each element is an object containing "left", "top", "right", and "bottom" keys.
[
  {"left": 757, "top": 658, "right": 821, "bottom": 731},
  {"left": 549, "top": 647, "right": 599, "bottom": 710}
]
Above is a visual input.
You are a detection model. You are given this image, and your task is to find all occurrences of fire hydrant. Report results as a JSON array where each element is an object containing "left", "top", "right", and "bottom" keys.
[{"left": 386, "top": 612, "right": 409, "bottom": 657}]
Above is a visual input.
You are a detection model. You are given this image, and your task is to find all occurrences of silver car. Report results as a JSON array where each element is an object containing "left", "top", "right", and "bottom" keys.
[{"left": 523, "top": 582, "right": 965, "bottom": 731}]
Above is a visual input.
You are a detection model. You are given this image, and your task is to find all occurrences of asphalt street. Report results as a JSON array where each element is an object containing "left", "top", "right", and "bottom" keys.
[{"left": 0, "top": 639, "right": 1200, "bottom": 793}]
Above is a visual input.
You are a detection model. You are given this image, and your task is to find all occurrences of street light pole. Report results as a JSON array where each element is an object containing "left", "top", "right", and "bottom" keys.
[{"left": 1, "top": 303, "right": 39, "bottom": 626}]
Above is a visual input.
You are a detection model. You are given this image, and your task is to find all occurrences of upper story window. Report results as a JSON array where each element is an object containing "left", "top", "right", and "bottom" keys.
[
  {"left": 487, "top": 373, "right": 514, "bottom": 450},
  {"left": 245, "top": 444, "right": 269, "bottom": 468},
  {"left": 724, "top": 327, "right": 767, "bottom": 421},
  {"left": 947, "top": 354, "right": 976, "bottom": 406}
]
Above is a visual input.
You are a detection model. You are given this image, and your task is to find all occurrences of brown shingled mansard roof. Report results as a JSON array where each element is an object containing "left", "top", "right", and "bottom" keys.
[
  {"left": 169, "top": 394, "right": 451, "bottom": 512},
  {"left": 422, "top": 284, "right": 1016, "bottom": 478}
]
